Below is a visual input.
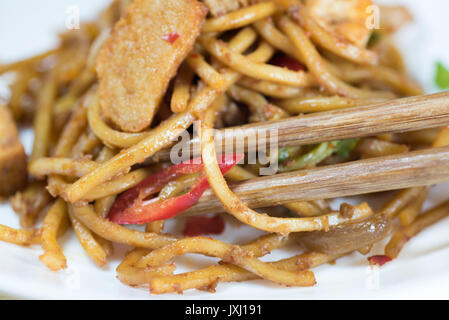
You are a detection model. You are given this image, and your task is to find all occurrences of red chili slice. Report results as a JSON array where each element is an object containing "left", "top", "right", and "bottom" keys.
[
  {"left": 162, "top": 32, "right": 180, "bottom": 44},
  {"left": 108, "top": 153, "right": 243, "bottom": 224},
  {"left": 368, "top": 255, "right": 392, "bottom": 266},
  {"left": 182, "top": 215, "right": 225, "bottom": 237},
  {"left": 270, "top": 53, "right": 306, "bottom": 72}
]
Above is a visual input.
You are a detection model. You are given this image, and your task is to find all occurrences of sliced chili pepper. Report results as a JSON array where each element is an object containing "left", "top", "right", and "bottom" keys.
[
  {"left": 108, "top": 153, "right": 243, "bottom": 224},
  {"left": 182, "top": 215, "right": 225, "bottom": 237},
  {"left": 162, "top": 32, "right": 180, "bottom": 44},
  {"left": 270, "top": 53, "right": 306, "bottom": 72},
  {"left": 368, "top": 255, "right": 392, "bottom": 266}
]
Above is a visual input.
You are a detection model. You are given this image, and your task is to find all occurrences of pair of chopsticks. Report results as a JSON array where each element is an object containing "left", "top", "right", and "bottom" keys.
[
  {"left": 184, "top": 145, "right": 449, "bottom": 215},
  {"left": 162, "top": 91, "right": 449, "bottom": 214}
]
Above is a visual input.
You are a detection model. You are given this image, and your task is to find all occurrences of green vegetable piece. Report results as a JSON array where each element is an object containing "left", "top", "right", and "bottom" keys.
[
  {"left": 278, "top": 147, "right": 291, "bottom": 163},
  {"left": 278, "top": 142, "right": 335, "bottom": 172},
  {"left": 278, "top": 139, "right": 359, "bottom": 173},
  {"left": 335, "top": 139, "right": 360, "bottom": 159},
  {"left": 435, "top": 62, "right": 449, "bottom": 89}
]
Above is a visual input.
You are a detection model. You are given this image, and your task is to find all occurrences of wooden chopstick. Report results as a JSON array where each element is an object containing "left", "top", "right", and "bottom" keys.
[
  {"left": 182, "top": 145, "right": 449, "bottom": 216},
  {"left": 149, "top": 92, "right": 449, "bottom": 162}
]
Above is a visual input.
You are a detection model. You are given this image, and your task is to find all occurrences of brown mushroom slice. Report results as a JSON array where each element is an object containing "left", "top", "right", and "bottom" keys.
[
  {"left": 299, "top": 214, "right": 393, "bottom": 255},
  {"left": 96, "top": 0, "right": 207, "bottom": 132}
]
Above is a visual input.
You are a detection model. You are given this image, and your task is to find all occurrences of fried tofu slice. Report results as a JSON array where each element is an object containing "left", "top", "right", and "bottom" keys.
[
  {"left": 306, "top": 0, "right": 374, "bottom": 48},
  {"left": 96, "top": 0, "right": 207, "bottom": 132},
  {"left": 0, "top": 107, "right": 27, "bottom": 197}
]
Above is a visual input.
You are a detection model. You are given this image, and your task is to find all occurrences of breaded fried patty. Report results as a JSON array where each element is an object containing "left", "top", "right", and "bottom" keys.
[{"left": 96, "top": 0, "right": 207, "bottom": 132}]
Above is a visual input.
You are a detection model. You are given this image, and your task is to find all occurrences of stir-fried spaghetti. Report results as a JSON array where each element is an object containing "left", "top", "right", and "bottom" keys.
[{"left": 1, "top": 0, "right": 448, "bottom": 294}]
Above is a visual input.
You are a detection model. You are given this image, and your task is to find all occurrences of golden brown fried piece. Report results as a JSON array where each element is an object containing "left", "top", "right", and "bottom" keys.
[
  {"left": 305, "top": 0, "right": 374, "bottom": 47},
  {"left": 0, "top": 107, "right": 27, "bottom": 197},
  {"left": 379, "top": 5, "right": 413, "bottom": 34},
  {"left": 96, "top": 0, "right": 207, "bottom": 132}
]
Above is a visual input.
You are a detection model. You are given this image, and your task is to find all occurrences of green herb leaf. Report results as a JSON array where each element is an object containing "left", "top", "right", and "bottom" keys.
[{"left": 435, "top": 62, "right": 449, "bottom": 89}]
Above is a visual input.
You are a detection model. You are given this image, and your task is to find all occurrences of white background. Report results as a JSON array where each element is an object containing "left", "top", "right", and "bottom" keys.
[{"left": 0, "top": 0, "right": 449, "bottom": 299}]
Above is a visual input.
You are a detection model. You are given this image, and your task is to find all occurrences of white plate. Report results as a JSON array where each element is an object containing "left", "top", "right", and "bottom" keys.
[{"left": 1, "top": 0, "right": 449, "bottom": 300}]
